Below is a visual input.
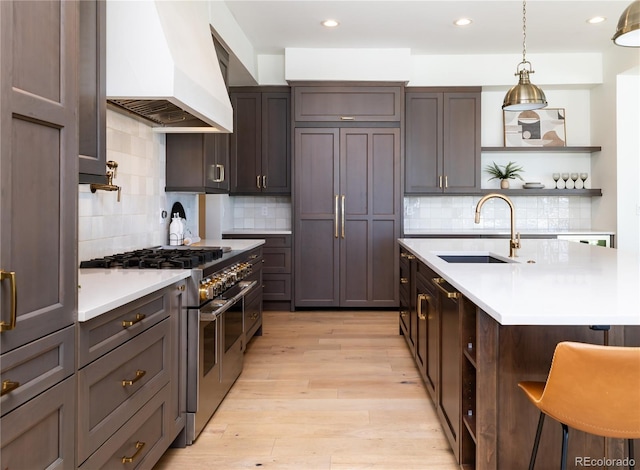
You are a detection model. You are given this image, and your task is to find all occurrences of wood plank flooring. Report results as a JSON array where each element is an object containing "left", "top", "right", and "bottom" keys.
[{"left": 154, "top": 310, "right": 458, "bottom": 470}]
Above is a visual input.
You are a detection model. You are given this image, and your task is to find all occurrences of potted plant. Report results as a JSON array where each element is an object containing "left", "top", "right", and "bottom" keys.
[{"left": 485, "top": 161, "right": 524, "bottom": 189}]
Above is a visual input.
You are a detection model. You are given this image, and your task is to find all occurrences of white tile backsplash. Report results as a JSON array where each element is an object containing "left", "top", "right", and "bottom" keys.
[
  {"left": 404, "top": 196, "right": 592, "bottom": 232},
  {"left": 230, "top": 196, "right": 292, "bottom": 230},
  {"left": 78, "top": 110, "right": 198, "bottom": 261}
]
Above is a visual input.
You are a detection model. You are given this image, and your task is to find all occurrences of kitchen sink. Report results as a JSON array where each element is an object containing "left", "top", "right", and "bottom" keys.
[{"left": 438, "top": 254, "right": 509, "bottom": 264}]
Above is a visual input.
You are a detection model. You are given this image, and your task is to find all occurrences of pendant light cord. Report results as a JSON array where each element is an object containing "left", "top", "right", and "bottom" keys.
[{"left": 521, "top": 0, "right": 528, "bottom": 63}]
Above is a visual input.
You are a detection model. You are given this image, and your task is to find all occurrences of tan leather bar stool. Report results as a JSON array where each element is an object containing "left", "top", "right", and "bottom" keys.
[{"left": 518, "top": 341, "right": 640, "bottom": 470}]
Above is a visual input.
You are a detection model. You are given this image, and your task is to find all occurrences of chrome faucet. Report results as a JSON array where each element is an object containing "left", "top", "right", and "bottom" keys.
[
  {"left": 90, "top": 160, "right": 121, "bottom": 202},
  {"left": 475, "top": 193, "right": 521, "bottom": 258}
]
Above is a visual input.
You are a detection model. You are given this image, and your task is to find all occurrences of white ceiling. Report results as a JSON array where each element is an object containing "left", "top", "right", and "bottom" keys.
[{"left": 222, "top": 0, "right": 630, "bottom": 59}]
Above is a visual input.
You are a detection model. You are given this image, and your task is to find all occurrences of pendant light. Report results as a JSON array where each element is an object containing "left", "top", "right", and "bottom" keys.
[
  {"left": 612, "top": 0, "right": 640, "bottom": 47},
  {"left": 502, "top": 0, "right": 548, "bottom": 111}
]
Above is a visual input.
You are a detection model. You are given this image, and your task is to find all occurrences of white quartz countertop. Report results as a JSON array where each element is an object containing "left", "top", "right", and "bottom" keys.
[
  {"left": 222, "top": 229, "right": 292, "bottom": 235},
  {"left": 398, "top": 238, "right": 640, "bottom": 326},
  {"left": 403, "top": 229, "right": 615, "bottom": 236},
  {"left": 78, "top": 239, "right": 265, "bottom": 322}
]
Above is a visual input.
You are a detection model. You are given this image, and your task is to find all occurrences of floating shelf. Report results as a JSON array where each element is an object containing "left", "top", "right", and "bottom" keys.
[
  {"left": 405, "top": 189, "right": 602, "bottom": 197},
  {"left": 482, "top": 146, "right": 601, "bottom": 153}
]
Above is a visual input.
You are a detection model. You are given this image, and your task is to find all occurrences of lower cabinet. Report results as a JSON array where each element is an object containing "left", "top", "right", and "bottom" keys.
[
  {"left": 76, "top": 281, "right": 185, "bottom": 470},
  {"left": 0, "top": 376, "right": 76, "bottom": 470}
]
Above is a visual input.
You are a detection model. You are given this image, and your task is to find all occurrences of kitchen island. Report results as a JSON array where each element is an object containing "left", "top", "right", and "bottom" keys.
[{"left": 398, "top": 238, "right": 639, "bottom": 470}]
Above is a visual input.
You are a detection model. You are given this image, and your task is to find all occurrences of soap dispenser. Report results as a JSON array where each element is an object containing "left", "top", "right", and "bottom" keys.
[{"left": 169, "top": 213, "right": 184, "bottom": 246}]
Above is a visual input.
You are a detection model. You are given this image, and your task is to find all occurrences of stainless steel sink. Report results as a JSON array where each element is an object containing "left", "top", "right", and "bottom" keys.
[{"left": 438, "top": 254, "right": 508, "bottom": 264}]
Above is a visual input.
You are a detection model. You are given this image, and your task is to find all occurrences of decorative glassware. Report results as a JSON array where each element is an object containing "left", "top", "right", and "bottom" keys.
[
  {"left": 561, "top": 173, "right": 570, "bottom": 189},
  {"left": 580, "top": 172, "right": 588, "bottom": 189},
  {"left": 552, "top": 173, "right": 560, "bottom": 189},
  {"left": 570, "top": 173, "right": 579, "bottom": 189}
]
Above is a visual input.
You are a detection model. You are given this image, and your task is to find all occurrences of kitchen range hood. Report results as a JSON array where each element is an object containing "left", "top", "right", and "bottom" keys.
[{"left": 106, "top": 0, "right": 232, "bottom": 133}]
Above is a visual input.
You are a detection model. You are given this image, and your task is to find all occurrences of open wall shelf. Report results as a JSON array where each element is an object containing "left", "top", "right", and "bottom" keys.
[{"left": 482, "top": 146, "right": 601, "bottom": 153}]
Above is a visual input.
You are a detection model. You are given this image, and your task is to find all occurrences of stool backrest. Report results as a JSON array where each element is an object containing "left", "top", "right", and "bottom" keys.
[{"left": 539, "top": 341, "right": 640, "bottom": 439}]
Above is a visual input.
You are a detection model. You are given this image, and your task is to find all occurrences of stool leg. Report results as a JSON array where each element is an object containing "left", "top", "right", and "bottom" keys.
[
  {"left": 561, "top": 423, "right": 569, "bottom": 470},
  {"left": 528, "top": 412, "right": 546, "bottom": 470},
  {"left": 629, "top": 439, "right": 635, "bottom": 470}
]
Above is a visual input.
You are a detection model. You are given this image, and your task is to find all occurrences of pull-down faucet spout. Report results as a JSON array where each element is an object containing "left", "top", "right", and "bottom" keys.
[
  {"left": 90, "top": 160, "right": 121, "bottom": 202},
  {"left": 475, "top": 193, "right": 520, "bottom": 257}
]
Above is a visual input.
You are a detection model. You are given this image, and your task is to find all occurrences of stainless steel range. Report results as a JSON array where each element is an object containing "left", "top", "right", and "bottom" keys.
[{"left": 80, "top": 245, "right": 263, "bottom": 445}]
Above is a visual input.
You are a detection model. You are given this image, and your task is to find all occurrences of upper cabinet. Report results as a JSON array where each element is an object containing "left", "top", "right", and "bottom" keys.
[
  {"left": 405, "top": 88, "right": 481, "bottom": 194},
  {"left": 293, "top": 84, "right": 402, "bottom": 122},
  {"left": 229, "top": 88, "right": 291, "bottom": 195},
  {"left": 78, "top": 0, "right": 107, "bottom": 184},
  {"left": 165, "top": 133, "right": 229, "bottom": 193}
]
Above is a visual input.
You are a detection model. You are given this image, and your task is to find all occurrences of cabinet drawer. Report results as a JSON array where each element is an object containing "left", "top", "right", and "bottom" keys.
[
  {"left": 1, "top": 325, "right": 74, "bottom": 416},
  {"left": 263, "top": 247, "right": 291, "bottom": 273},
  {"left": 244, "top": 286, "right": 262, "bottom": 342},
  {"left": 1, "top": 376, "right": 75, "bottom": 470},
  {"left": 263, "top": 274, "right": 291, "bottom": 301},
  {"left": 79, "top": 384, "right": 171, "bottom": 470},
  {"left": 416, "top": 262, "right": 438, "bottom": 296},
  {"left": 78, "top": 319, "right": 170, "bottom": 462},
  {"left": 294, "top": 86, "right": 402, "bottom": 122},
  {"left": 78, "top": 288, "right": 169, "bottom": 367}
]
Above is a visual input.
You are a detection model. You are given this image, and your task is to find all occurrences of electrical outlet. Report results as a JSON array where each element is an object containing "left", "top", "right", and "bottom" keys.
[{"left": 261, "top": 206, "right": 268, "bottom": 216}]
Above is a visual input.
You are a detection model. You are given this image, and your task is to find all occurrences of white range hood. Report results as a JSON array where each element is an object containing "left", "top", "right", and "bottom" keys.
[{"left": 106, "top": 0, "right": 233, "bottom": 133}]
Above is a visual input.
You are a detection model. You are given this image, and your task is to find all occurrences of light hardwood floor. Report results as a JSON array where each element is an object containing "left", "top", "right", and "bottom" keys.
[{"left": 154, "top": 310, "right": 458, "bottom": 469}]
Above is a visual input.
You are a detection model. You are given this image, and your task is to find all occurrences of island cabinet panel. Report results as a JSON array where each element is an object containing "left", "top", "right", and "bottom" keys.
[
  {"left": 295, "top": 127, "right": 400, "bottom": 307},
  {"left": 399, "top": 249, "right": 414, "bottom": 352},
  {"left": 415, "top": 262, "right": 439, "bottom": 403},
  {"left": 405, "top": 89, "right": 481, "bottom": 194},
  {"left": 293, "top": 85, "right": 402, "bottom": 122}
]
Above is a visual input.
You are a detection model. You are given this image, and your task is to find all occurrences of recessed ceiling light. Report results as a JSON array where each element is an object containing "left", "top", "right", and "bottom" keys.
[
  {"left": 587, "top": 16, "right": 606, "bottom": 24},
  {"left": 454, "top": 18, "right": 473, "bottom": 26},
  {"left": 322, "top": 19, "right": 339, "bottom": 28}
]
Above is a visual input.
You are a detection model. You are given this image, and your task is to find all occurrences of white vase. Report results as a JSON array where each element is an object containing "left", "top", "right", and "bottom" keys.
[{"left": 500, "top": 179, "right": 510, "bottom": 189}]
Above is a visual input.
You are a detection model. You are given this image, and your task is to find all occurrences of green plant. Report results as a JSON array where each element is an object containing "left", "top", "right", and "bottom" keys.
[{"left": 485, "top": 161, "right": 524, "bottom": 181}]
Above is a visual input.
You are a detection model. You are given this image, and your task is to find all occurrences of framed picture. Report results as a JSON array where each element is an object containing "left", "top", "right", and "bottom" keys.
[{"left": 503, "top": 108, "right": 566, "bottom": 147}]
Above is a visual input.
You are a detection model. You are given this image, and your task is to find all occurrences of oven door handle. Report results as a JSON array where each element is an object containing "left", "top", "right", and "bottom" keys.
[{"left": 199, "top": 280, "right": 257, "bottom": 322}]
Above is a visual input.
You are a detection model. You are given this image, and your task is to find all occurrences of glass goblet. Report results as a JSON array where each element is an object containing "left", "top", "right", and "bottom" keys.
[
  {"left": 570, "top": 173, "right": 579, "bottom": 189},
  {"left": 552, "top": 173, "right": 560, "bottom": 189},
  {"left": 561, "top": 173, "right": 570, "bottom": 189},
  {"left": 580, "top": 172, "right": 588, "bottom": 189}
]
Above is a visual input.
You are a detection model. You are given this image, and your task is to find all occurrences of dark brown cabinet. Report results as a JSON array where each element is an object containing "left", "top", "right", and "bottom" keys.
[
  {"left": 0, "top": 0, "right": 77, "bottom": 465},
  {"left": 405, "top": 89, "right": 481, "bottom": 194},
  {"left": 78, "top": 0, "right": 107, "bottom": 184},
  {"left": 229, "top": 88, "right": 291, "bottom": 194},
  {"left": 294, "top": 127, "right": 400, "bottom": 308},
  {"left": 293, "top": 84, "right": 402, "bottom": 122},
  {"left": 166, "top": 133, "right": 230, "bottom": 193}
]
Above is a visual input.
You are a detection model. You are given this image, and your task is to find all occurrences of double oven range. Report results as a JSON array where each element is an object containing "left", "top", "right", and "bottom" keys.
[{"left": 80, "top": 244, "right": 263, "bottom": 445}]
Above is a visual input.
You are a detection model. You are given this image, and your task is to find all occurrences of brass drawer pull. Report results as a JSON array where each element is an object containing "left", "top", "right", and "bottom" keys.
[
  {"left": 340, "top": 116, "right": 355, "bottom": 121},
  {"left": 399, "top": 310, "right": 408, "bottom": 318},
  {"left": 400, "top": 252, "right": 416, "bottom": 260},
  {"left": 341, "top": 195, "right": 345, "bottom": 239},
  {"left": 122, "top": 370, "right": 146, "bottom": 387},
  {"left": 432, "top": 277, "right": 461, "bottom": 299},
  {"left": 262, "top": 175, "right": 267, "bottom": 188},
  {"left": 250, "top": 312, "right": 259, "bottom": 320},
  {"left": 177, "top": 284, "right": 185, "bottom": 291},
  {"left": 0, "top": 270, "right": 17, "bottom": 332},
  {"left": 121, "top": 441, "right": 145, "bottom": 464},
  {"left": 1, "top": 380, "right": 20, "bottom": 396},
  {"left": 248, "top": 254, "right": 259, "bottom": 260},
  {"left": 400, "top": 277, "right": 409, "bottom": 284},
  {"left": 417, "top": 293, "right": 433, "bottom": 320},
  {"left": 334, "top": 195, "right": 339, "bottom": 238},
  {"left": 256, "top": 175, "right": 262, "bottom": 189},
  {"left": 122, "top": 313, "right": 146, "bottom": 328}
]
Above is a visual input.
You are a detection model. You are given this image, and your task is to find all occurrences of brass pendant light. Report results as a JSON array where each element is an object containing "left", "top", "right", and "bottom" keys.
[
  {"left": 612, "top": 0, "right": 640, "bottom": 47},
  {"left": 503, "top": 0, "right": 548, "bottom": 111}
]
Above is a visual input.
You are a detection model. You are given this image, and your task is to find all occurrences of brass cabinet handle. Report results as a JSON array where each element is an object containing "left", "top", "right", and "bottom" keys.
[
  {"left": 340, "top": 116, "right": 355, "bottom": 121},
  {"left": 121, "top": 441, "right": 146, "bottom": 463},
  {"left": 212, "top": 164, "right": 225, "bottom": 183},
  {"left": 400, "top": 277, "right": 409, "bottom": 284},
  {"left": 262, "top": 175, "right": 267, "bottom": 188},
  {"left": 249, "top": 254, "right": 259, "bottom": 260},
  {"left": 334, "top": 195, "right": 339, "bottom": 238},
  {"left": 177, "top": 284, "right": 185, "bottom": 291},
  {"left": 0, "top": 270, "right": 17, "bottom": 332},
  {"left": 400, "top": 252, "right": 416, "bottom": 260},
  {"left": 399, "top": 310, "right": 408, "bottom": 318},
  {"left": 439, "top": 175, "right": 443, "bottom": 188},
  {"left": 250, "top": 312, "right": 259, "bottom": 320},
  {"left": 1, "top": 380, "right": 20, "bottom": 396},
  {"left": 445, "top": 175, "right": 448, "bottom": 188},
  {"left": 341, "top": 195, "right": 345, "bottom": 239},
  {"left": 256, "top": 175, "right": 261, "bottom": 189},
  {"left": 122, "top": 369, "right": 146, "bottom": 387},
  {"left": 432, "top": 277, "right": 461, "bottom": 299},
  {"left": 122, "top": 313, "right": 146, "bottom": 328},
  {"left": 417, "top": 293, "right": 434, "bottom": 320}
]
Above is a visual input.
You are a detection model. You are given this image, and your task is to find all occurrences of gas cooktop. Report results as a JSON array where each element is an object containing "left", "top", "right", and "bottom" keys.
[{"left": 79, "top": 246, "right": 228, "bottom": 269}]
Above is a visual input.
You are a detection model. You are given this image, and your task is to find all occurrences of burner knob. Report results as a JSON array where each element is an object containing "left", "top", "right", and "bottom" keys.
[{"left": 199, "top": 279, "right": 211, "bottom": 301}]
